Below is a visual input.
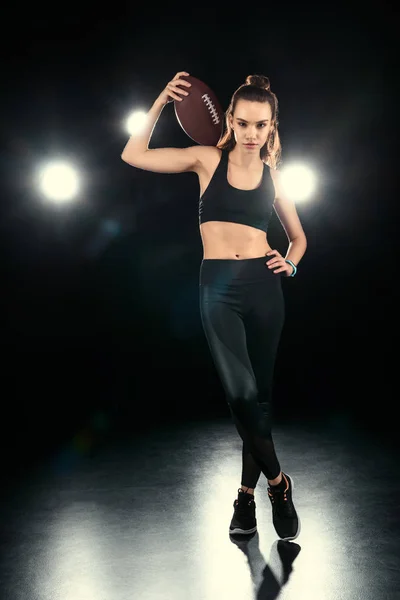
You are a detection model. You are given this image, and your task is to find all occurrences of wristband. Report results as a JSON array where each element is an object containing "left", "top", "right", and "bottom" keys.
[{"left": 285, "top": 259, "right": 297, "bottom": 277}]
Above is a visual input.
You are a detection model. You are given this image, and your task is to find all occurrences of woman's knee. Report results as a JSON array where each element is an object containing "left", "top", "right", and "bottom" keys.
[
  {"left": 228, "top": 392, "right": 273, "bottom": 432},
  {"left": 227, "top": 388, "right": 258, "bottom": 411}
]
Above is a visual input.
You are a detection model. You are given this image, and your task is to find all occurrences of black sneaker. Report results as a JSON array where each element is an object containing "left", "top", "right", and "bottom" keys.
[
  {"left": 229, "top": 488, "right": 257, "bottom": 535},
  {"left": 267, "top": 472, "right": 301, "bottom": 541}
]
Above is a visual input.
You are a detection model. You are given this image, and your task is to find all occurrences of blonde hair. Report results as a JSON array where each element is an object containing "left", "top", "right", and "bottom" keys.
[{"left": 217, "top": 74, "right": 282, "bottom": 169}]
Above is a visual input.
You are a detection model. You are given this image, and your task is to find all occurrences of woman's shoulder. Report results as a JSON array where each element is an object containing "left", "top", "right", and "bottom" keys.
[
  {"left": 267, "top": 165, "right": 285, "bottom": 199},
  {"left": 196, "top": 145, "right": 222, "bottom": 161},
  {"left": 193, "top": 145, "right": 222, "bottom": 173},
  {"left": 268, "top": 162, "right": 281, "bottom": 179}
]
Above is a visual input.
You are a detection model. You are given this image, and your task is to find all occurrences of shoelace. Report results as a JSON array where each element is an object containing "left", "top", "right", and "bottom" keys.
[
  {"left": 268, "top": 486, "right": 296, "bottom": 517},
  {"left": 234, "top": 500, "right": 255, "bottom": 518},
  {"left": 235, "top": 493, "right": 255, "bottom": 512}
]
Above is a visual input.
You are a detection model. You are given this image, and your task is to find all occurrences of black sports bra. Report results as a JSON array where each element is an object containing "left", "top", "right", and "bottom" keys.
[{"left": 199, "top": 149, "right": 275, "bottom": 234}]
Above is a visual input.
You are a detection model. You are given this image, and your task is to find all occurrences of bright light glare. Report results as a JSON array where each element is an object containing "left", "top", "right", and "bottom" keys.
[
  {"left": 38, "top": 161, "right": 79, "bottom": 203},
  {"left": 126, "top": 110, "right": 148, "bottom": 135},
  {"left": 281, "top": 163, "right": 317, "bottom": 203}
]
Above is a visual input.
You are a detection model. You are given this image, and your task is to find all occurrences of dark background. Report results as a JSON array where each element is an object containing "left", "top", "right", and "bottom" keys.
[{"left": 1, "top": 3, "right": 397, "bottom": 483}]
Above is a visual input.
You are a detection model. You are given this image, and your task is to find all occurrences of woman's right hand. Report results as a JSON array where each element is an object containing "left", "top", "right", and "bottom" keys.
[{"left": 157, "top": 71, "right": 192, "bottom": 106}]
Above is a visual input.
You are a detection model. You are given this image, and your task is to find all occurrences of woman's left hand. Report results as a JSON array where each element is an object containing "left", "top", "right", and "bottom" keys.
[{"left": 265, "top": 250, "right": 294, "bottom": 276}]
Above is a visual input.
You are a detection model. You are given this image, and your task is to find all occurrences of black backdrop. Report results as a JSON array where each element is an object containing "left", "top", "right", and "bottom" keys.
[{"left": 1, "top": 4, "right": 397, "bottom": 479}]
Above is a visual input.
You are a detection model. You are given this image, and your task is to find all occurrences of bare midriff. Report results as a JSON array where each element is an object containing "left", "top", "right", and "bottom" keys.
[{"left": 199, "top": 221, "right": 273, "bottom": 260}]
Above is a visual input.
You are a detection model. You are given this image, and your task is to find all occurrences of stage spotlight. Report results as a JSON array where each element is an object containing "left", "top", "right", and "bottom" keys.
[
  {"left": 38, "top": 161, "right": 80, "bottom": 203},
  {"left": 125, "top": 110, "right": 148, "bottom": 136},
  {"left": 281, "top": 163, "right": 317, "bottom": 203}
]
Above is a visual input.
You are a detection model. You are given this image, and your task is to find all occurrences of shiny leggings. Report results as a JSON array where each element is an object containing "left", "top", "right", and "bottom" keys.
[{"left": 199, "top": 255, "right": 285, "bottom": 486}]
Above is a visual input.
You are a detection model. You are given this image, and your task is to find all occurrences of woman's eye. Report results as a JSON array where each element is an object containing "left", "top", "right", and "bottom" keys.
[{"left": 237, "top": 123, "right": 266, "bottom": 127}]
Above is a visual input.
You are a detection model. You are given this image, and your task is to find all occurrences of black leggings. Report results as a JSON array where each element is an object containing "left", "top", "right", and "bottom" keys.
[{"left": 199, "top": 255, "right": 285, "bottom": 486}]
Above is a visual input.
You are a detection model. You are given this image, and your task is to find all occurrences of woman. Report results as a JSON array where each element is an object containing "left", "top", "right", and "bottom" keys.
[{"left": 121, "top": 71, "right": 307, "bottom": 541}]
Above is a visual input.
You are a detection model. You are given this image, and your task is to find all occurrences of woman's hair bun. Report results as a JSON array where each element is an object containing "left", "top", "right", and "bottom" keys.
[{"left": 245, "top": 74, "right": 271, "bottom": 91}]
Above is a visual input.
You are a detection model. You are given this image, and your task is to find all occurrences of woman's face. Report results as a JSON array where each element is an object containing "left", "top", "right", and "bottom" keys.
[{"left": 229, "top": 99, "right": 273, "bottom": 152}]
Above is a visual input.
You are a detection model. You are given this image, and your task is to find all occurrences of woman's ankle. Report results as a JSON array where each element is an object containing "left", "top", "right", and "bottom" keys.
[
  {"left": 268, "top": 472, "right": 282, "bottom": 486},
  {"left": 241, "top": 485, "right": 255, "bottom": 496}
]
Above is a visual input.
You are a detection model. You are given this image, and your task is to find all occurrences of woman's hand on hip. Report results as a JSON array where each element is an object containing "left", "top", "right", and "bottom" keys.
[{"left": 265, "top": 250, "right": 294, "bottom": 276}]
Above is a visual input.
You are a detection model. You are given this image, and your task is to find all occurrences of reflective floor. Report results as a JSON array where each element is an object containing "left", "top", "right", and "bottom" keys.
[{"left": 1, "top": 416, "right": 399, "bottom": 600}]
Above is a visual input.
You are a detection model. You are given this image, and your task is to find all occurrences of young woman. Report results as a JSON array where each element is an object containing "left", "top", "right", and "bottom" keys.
[{"left": 121, "top": 71, "right": 307, "bottom": 541}]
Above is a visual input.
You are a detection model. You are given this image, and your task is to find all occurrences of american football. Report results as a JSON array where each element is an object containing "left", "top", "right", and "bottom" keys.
[{"left": 174, "top": 75, "right": 224, "bottom": 146}]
